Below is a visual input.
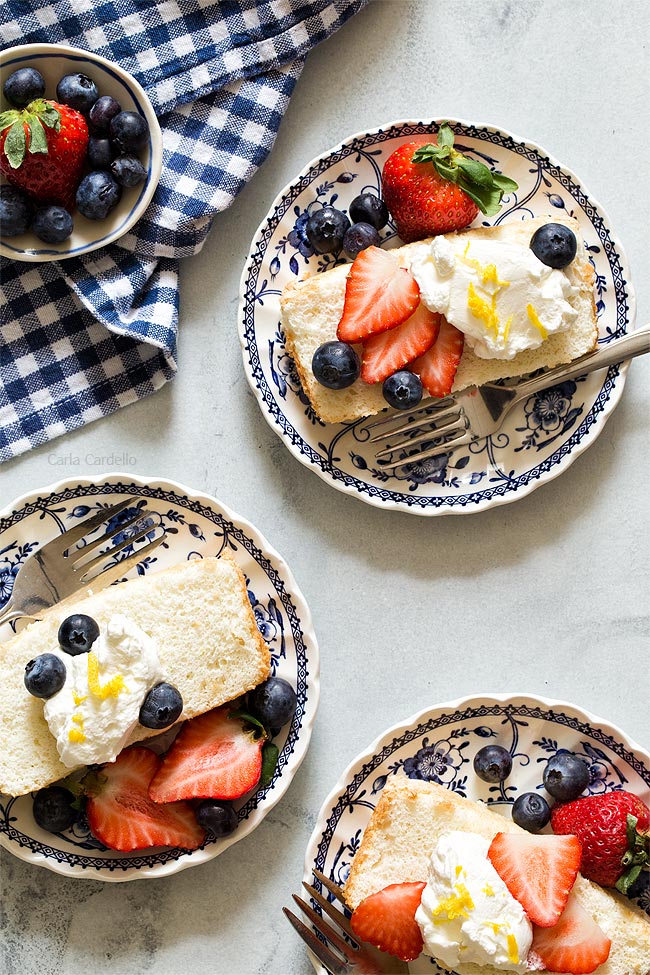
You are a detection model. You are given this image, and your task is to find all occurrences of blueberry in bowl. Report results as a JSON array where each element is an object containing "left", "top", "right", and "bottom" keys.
[{"left": 0, "top": 42, "right": 162, "bottom": 262}]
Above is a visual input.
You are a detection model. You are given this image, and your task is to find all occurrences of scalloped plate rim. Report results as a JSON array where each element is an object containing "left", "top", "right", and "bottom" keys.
[
  {"left": 0, "top": 472, "right": 320, "bottom": 881},
  {"left": 238, "top": 116, "right": 636, "bottom": 516}
]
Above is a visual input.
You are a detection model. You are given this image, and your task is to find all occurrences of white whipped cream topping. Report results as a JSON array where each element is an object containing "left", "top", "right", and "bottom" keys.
[
  {"left": 410, "top": 235, "right": 578, "bottom": 360},
  {"left": 43, "top": 614, "right": 164, "bottom": 768},
  {"left": 415, "top": 831, "right": 533, "bottom": 972}
]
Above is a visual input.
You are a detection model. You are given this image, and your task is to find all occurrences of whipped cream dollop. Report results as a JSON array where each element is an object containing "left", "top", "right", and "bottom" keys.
[
  {"left": 43, "top": 614, "right": 164, "bottom": 767},
  {"left": 410, "top": 235, "right": 578, "bottom": 360},
  {"left": 415, "top": 831, "right": 533, "bottom": 972}
]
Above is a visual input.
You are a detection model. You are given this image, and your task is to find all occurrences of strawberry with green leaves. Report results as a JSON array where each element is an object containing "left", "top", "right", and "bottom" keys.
[
  {"left": 551, "top": 790, "right": 650, "bottom": 892},
  {"left": 0, "top": 98, "right": 88, "bottom": 210},
  {"left": 382, "top": 121, "right": 518, "bottom": 242}
]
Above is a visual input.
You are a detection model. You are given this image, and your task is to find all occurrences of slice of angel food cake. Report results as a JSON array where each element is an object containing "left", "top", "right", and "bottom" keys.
[
  {"left": 281, "top": 125, "right": 597, "bottom": 425},
  {"left": 341, "top": 777, "right": 650, "bottom": 975},
  {"left": 0, "top": 554, "right": 298, "bottom": 851}
]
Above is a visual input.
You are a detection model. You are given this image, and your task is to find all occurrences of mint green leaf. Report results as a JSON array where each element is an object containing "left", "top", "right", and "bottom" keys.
[
  {"left": 0, "top": 109, "right": 21, "bottom": 130},
  {"left": 259, "top": 741, "right": 279, "bottom": 787},
  {"left": 455, "top": 156, "right": 495, "bottom": 187},
  {"left": 4, "top": 120, "right": 26, "bottom": 169},
  {"left": 27, "top": 117, "right": 48, "bottom": 154},
  {"left": 437, "top": 122, "right": 455, "bottom": 148}
]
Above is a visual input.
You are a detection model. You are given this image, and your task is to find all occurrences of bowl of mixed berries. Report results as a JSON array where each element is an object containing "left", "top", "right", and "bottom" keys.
[{"left": 0, "top": 43, "right": 162, "bottom": 261}]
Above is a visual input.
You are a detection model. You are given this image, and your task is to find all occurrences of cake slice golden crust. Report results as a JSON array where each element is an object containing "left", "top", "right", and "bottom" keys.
[
  {"left": 281, "top": 216, "right": 598, "bottom": 425},
  {"left": 0, "top": 553, "right": 270, "bottom": 797},
  {"left": 343, "top": 777, "right": 650, "bottom": 975}
]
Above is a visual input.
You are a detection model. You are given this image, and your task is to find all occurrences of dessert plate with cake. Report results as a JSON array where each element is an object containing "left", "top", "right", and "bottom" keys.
[
  {"left": 302, "top": 694, "right": 650, "bottom": 974},
  {"left": 239, "top": 119, "right": 636, "bottom": 515},
  {"left": 0, "top": 474, "right": 319, "bottom": 880}
]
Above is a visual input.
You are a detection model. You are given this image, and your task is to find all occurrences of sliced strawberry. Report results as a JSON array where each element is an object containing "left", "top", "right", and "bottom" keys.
[
  {"left": 350, "top": 881, "right": 425, "bottom": 962},
  {"left": 336, "top": 246, "right": 420, "bottom": 344},
  {"left": 85, "top": 746, "right": 205, "bottom": 852},
  {"left": 360, "top": 304, "right": 441, "bottom": 384},
  {"left": 409, "top": 316, "right": 464, "bottom": 397},
  {"left": 148, "top": 706, "right": 263, "bottom": 803},
  {"left": 531, "top": 893, "right": 612, "bottom": 973},
  {"left": 487, "top": 831, "right": 581, "bottom": 928}
]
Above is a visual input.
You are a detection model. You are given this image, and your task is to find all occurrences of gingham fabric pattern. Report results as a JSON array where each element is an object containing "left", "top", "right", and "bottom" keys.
[{"left": 0, "top": 0, "right": 368, "bottom": 462}]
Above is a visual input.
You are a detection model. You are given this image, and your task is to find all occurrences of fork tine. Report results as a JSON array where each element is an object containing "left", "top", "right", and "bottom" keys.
[
  {"left": 362, "top": 396, "right": 456, "bottom": 433},
  {"left": 302, "top": 882, "right": 356, "bottom": 941},
  {"left": 374, "top": 422, "right": 467, "bottom": 459},
  {"left": 283, "top": 907, "right": 348, "bottom": 975},
  {"left": 72, "top": 514, "right": 162, "bottom": 574},
  {"left": 313, "top": 868, "right": 348, "bottom": 905},
  {"left": 44, "top": 500, "right": 134, "bottom": 555},
  {"left": 66, "top": 507, "right": 156, "bottom": 561},
  {"left": 379, "top": 431, "right": 475, "bottom": 470},
  {"left": 367, "top": 402, "right": 462, "bottom": 444},
  {"left": 78, "top": 533, "right": 165, "bottom": 587},
  {"left": 292, "top": 894, "right": 358, "bottom": 965}
]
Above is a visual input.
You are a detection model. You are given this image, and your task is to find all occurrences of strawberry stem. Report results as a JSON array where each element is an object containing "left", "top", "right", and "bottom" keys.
[
  {"left": 0, "top": 99, "right": 61, "bottom": 168},
  {"left": 412, "top": 121, "right": 518, "bottom": 217},
  {"left": 615, "top": 814, "right": 650, "bottom": 894}
]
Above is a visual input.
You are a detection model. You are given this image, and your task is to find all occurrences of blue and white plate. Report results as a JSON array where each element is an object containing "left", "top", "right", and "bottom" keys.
[
  {"left": 0, "top": 474, "right": 319, "bottom": 881},
  {"left": 303, "top": 694, "right": 650, "bottom": 974},
  {"left": 239, "top": 119, "right": 635, "bottom": 515}
]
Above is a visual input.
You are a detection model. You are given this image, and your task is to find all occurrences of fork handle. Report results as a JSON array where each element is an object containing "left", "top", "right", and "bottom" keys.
[{"left": 510, "top": 324, "right": 650, "bottom": 398}]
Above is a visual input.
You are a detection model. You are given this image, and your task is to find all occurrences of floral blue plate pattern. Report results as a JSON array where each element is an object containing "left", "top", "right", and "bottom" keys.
[
  {"left": 0, "top": 474, "right": 319, "bottom": 881},
  {"left": 303, "top": 694, "right": 650, "bottom": 975},
  {"left": 239, "top": 118, "right": 635, "bottom": 515}
]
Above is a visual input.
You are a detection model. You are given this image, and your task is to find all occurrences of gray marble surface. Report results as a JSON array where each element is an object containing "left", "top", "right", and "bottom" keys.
[{"left": 1, "top": 2, "right": 649, "bottom": 973}]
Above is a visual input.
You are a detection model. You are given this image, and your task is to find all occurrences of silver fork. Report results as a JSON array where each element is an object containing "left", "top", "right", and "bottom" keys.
[
  {"left": 366, "top": 324, "right": 650, "bottom": 470},
  {"left": 283, "top": 868, "right": 408, "bottom": 975},
  {"left": 0, "top": 499, "right": 165, "bottom": 626}
]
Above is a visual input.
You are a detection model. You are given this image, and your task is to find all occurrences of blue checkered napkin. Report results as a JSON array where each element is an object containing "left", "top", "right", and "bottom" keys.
[{"left": 0, "top": 0, "right": 369, "bottom": 462}]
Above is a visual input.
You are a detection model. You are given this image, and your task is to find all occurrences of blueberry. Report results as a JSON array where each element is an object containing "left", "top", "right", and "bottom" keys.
[
  {"left": 343, "top": 222, "right": 380, "bottom": 258},
  {"left": 76, "top": 171, "right": 122, "bottom": 220},
  {"left": 111, "top": 155, "right": 147, "bottom": 187},
  {"left": 473, "top": 745, "right": 513, "bottom": 783},
  {"left": 56, "top": 73, "right": 99, "bottom": 115},
  {"left": 382, "top": 370, "right": 423, "bottom": 410},
  {"left": 110, "top": 111, "right": 149, "bottom": 153},
  {"left": 87, "top": 136, "right": 115, "bottom": 169},
  {"left": 3, "top": 67, "right": 45, "bottom": 108},
  {"left": 349, "top": 192, "right": 389, "bottom": 230},
  {"left": 139, "top": 683, "right": 183, "bottom": 730},
  {"left": 511, "top": 792, "right": 551, "bottom": 832},
  {"left": 195, "top": 800, "right": 238, "bottom": 838},
  {"left": 88, "top": 95, "right": 121, "bottom": 132},
  {"left": 24, "top": 654, "right": 66, "bottom": 699},
  {"left": 32, "top": 206, "right": 73, "bottom": 244},
  {"left": 543, "top": 752, "right": 590, "bottom": 801},
  {"left": 0, "top": 185, "right": 33, "bottom": 236},
  {"left": 33, "top": 786, "right": 77, "bottom": 833},
  {"left": 305, "top": 205, "right": 351, "bottom": 254},
  {"left": 248, "top": 677, "right": 297, "bottom": 731},
  {"left": 530, "top": 222, "right": 577, "bottom": 269},
  {"left": 312, "top": 341, "right": 360, "bottom": 390},
  {"left": 58, "top": 614, "right": 99, "bottom": 655}
]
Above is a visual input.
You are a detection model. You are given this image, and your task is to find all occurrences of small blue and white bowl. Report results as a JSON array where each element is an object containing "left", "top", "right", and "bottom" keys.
[{"left": 0, "top": 43, "right": 162, "bottom": 262}]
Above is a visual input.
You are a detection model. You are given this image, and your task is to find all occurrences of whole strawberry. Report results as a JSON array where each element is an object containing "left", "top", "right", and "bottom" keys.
[
  {"left": 0, "top": 98, "right": 89, "bottom": 210},
  {"left": 551, "top": 790, "right": 650, "bottom": 893},
  {"left": 381, "top": 121, "right": 517, "bottom": 243}
]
